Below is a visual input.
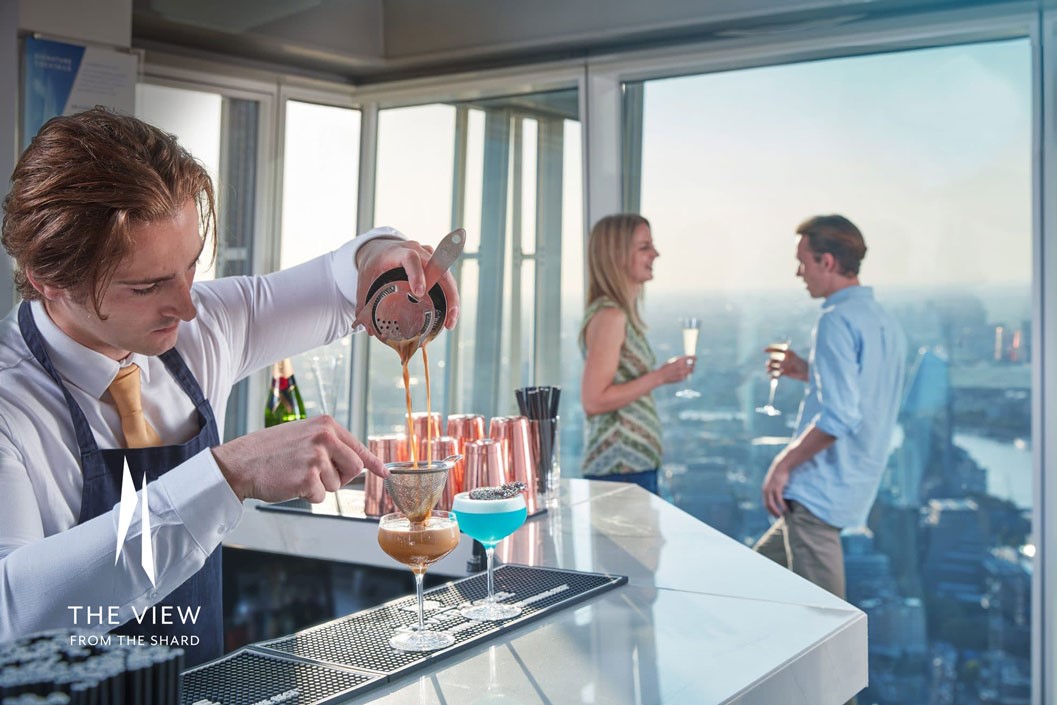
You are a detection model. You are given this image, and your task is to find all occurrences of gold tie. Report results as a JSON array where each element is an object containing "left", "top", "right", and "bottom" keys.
[{"left": 108, "top": 364, "right": 162, "bottom": 449}]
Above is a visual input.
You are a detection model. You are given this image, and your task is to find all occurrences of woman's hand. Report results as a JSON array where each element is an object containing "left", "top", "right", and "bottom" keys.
[{"left": 655, "top": 355, "right": 695, "bottom": 385}]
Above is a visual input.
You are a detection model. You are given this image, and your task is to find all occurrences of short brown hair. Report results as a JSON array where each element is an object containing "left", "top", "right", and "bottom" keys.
[
  {"left": 586, "top": 213, "right": 650, "bottom": 332},
  {"left": 796, "top": 214, "right": 867, "bottom": 276},
  {"left": 2, "top": 107, "right": 216, "bottom": 314}
]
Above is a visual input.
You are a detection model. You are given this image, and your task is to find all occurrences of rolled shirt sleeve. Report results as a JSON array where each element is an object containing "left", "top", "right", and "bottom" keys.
[{"left": 811, "top": 312, "right": 863, "bottom": 438}]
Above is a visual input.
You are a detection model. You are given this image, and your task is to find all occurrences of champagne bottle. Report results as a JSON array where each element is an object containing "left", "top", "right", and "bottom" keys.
[{"left": 265, "top": 358, "right": 307, "bottom": 427}]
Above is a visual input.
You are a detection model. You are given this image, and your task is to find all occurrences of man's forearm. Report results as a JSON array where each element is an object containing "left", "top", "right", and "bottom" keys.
[{"left": 777, "top": 423, "right": 836, "bottom": 472}]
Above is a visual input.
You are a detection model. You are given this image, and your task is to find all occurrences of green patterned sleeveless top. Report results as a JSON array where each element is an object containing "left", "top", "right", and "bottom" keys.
[{"left": 580, "top": 297, "right": 663, "bottom": 476}]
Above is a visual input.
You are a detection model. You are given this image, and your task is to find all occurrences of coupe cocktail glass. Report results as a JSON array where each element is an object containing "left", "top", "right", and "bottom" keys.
[
  {"left": 451, "top": 492, "right": 528, "bottom": 620},
  {"left": 377, "top": 510, "right": 460, "bottom": 651}
]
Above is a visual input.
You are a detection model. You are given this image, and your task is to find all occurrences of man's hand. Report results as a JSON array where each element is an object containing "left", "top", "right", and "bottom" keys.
[
  {"left": 211, "top": 416, "right": 388, "bottom": 503},
  {"left": 761, "top": 457, "right": 791, "bottom": 518},
  {"left": 766, "top": 346, "right": 808, "bottom": 382},
  {"left": 355, "top": 238, "right": 460, "bottom": 330}
]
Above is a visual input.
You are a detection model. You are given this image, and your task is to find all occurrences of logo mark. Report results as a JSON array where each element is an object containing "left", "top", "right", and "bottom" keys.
[{"left": 114, "top": 458, "right": 156, "bottom": 586}]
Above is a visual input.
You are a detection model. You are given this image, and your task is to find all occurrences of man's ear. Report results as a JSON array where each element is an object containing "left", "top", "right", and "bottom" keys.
[
  {"left": 819, "top": 252, "right": 839, "bottom": 273},
  {"left": 25, "top": 271, "right": 63, "bottom": 301}
]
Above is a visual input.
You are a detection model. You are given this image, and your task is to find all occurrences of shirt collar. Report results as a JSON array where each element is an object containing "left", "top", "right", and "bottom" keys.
[
  {"left": 823, "top": 285, "right": 873, "bottom": 307},
  {"left": 30, "top": 300, "right": 153, "bottom": 399}
]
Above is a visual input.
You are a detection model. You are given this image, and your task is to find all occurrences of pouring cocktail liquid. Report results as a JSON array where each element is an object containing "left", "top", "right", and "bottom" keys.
[
  {"left": 358, "top": 228, "right": 465, "bottom": 468},
  {"left": 359, "top": 230, "right": 466, "bottom": 649}
]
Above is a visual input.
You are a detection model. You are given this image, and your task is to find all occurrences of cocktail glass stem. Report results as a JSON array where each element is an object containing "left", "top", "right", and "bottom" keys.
[
  {"left": 766, "top": 377, "right": 778, "bottom": 407},
  {"left": 484, "top": 546, "right": 497, "bottom": 605},
  {"left": 414, "top": 571, "right": 426, "bottom": 632}
]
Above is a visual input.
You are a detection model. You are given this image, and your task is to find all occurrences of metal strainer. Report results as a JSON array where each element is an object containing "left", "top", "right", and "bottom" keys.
[
  {"left": 383, "top": 459, "right": 459, "bottom": 523},
  {"left": 354, "top": 229, "right": 465, "bottom": 347}
]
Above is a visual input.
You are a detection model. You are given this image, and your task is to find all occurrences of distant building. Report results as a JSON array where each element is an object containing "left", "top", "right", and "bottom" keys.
[{"left": 921, "top": 498, "right": 988, "bottom": 604}]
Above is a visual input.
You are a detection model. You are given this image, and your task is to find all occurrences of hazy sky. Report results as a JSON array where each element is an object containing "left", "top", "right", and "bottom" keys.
[{"left": 640, "top": 39, "right": 1031, "bottom": 294}]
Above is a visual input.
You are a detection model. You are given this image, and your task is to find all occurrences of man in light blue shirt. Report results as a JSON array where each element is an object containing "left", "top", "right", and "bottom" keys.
[{"left": 754, "top": 215, "right": 906, "bottom": 600}]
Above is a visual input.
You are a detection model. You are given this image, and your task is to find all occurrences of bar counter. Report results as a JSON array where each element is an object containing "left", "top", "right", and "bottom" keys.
[{"left": 224, "top": 479, "right": 867, "bottom": 704}]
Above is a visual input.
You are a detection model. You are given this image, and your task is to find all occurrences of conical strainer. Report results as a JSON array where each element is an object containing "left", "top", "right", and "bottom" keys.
[{"left": 383, "top": 459, "right": 459, "bottom": 523}]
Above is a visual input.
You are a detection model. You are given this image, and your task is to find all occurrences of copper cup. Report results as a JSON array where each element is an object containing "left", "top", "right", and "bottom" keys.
[
  {"left": 489, "top": 416, "right": 539, "bottom": 514},
  {"left": 411, "top": 412, "right": 442, "bottom": 446},
  {"left": 463, "top": 438, "right": 508, "bottom": 492},
  {"left": 417, "top": 435, "right": 462, "bottom": 510},
  {"left": 366, "top": 434, "right": 406, "bottom": 516},
  {"left": 445, "top": 414, "right": 484, "bottom": 499},
  {"left": 446, "top": 413, "right": 485, "bottom": 444}
]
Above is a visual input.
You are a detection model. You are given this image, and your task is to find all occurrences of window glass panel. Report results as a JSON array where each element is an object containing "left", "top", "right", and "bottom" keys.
[
  {"left": 608, "top": 39, "right": 1031, "bottom": 704},
  {"left": 559, "top": 119, "right": 585, "bottom": 474},
  {"left": 135, "top": 84, "right": 222, "bottom": 281},
  {"left": 369, "top": 105, "right": 456, "bottom": 433},
  {"left": 374, "top": 105, "right": 456, "bottom": 236},
  {"left": 371, "top": 91, "right": 579, "bottom": 436},
  {"left": 279, "top": 100, "right": 360, "bottom": 426},
  {"left": 521, "top": 118, "right": 538, "bottom": 254},
  {"left": 281, "top": 102, "right": 360, "bottom": 268}
]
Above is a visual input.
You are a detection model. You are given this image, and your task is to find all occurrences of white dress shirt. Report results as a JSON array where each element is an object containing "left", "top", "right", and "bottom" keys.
[{"left": 0, "top": 227, "right": 401, "bottom": 641}]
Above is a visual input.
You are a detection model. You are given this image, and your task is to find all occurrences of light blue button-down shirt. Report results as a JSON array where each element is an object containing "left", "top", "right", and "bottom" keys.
[{"left": 784, "top": 285, "right": 907, "bottom": 528}]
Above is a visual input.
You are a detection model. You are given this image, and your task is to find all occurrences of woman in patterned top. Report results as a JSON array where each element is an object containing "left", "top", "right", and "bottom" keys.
[{"left": 580, "top": 214, "right": 695, "bottom": 494}]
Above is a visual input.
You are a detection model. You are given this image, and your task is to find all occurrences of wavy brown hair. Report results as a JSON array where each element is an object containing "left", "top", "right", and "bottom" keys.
[
  {"left": 796, "top": 214, "right": 867, "bottom": 276},
  {"left": 2, "top": 107, "right": 216, "bottom": 315},
  {"left": 585, "top": 213, "right": 650, "bottom": 333}
]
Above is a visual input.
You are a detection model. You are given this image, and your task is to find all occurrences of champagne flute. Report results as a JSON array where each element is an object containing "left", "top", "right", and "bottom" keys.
[
  {"left": 452, "top": 491, "right": 528, "bottom": 620},
  {"left": 675, "top": 317, "right": 700, "bottom": 399},
  {"left": 756, "top": 339, "right": 790, "bottom": 416},
  {"left": 377, "top": 510, "right": 460, "bottom": 651}
]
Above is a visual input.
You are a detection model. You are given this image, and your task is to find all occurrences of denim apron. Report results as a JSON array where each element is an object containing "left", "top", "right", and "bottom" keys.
[{"left": 18, "top": 302, "right": 223, "bottom": 666}]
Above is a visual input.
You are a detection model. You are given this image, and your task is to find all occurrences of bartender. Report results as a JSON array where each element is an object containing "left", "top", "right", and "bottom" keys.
[{"left": 0, "top": 107, "right": 458, "bottom": 666}]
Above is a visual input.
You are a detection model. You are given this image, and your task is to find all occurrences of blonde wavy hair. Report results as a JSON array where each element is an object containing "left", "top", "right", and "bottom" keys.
[{"left": 585, "top": 213, "right": 650, "bottom": 333}]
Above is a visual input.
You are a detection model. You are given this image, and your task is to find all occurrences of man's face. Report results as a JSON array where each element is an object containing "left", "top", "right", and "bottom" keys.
[
  {"left": 43, "top": 200, "right": 203, "bottom": 360},
  {"left": 795, "top": 236, "right": 829, "bottom": 299},
  {"left": 628, "top": 223, "right": 659, "bottom": 285}
]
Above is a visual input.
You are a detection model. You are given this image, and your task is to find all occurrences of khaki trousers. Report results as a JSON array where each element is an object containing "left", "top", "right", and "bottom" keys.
[
  {"left": 753, "top": 500, "right": 846, "bottom": 600},
  {"left": 754, "top": 502, "right": 856, "bottom": 704}
]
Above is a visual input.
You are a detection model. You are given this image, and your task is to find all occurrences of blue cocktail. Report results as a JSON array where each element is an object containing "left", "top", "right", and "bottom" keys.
[{"left": 451, "top": 491, "right": 528, "bottom": 620}]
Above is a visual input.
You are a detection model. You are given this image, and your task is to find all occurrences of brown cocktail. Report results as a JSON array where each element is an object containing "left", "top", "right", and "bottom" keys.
[{"left": 377, "top": 509, "right": 459, "bottom": 651}]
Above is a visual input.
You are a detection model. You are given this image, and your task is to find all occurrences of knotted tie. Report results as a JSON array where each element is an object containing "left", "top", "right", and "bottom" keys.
[{"left": 107, "top": 363, "right": 162, "bottom": 448}]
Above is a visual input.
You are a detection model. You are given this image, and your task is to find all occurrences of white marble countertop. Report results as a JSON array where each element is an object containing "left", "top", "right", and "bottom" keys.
[{"left": 224, "top": 479, "right": 866, "bottom": 704}]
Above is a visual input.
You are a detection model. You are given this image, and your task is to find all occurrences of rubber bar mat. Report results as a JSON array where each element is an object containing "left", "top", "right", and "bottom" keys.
[
  {"left": 183, "top": 565, "right": 625, "bottom": 705},
  {"left": 262, "top": 564, "right": 623, "bottom": 671},
  {"left": 181, "top": 648, "right": 378, "bottom": 705}
]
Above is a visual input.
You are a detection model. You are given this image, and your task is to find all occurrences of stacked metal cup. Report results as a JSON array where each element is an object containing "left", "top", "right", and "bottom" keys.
[
  {"left": 366, "top": 434, "right": 406, "bottom": 516},
  {"left": 462, "top": 438, "right": 508, "bottom": 492},
  {"left": 421, "top": 435, "right": 460, "bottom": 510},
  {"left": 411, "top": 412, "right": 442, "bottom": 446},
  {"left": 445, "top": 413, "right": 485, "bottom": 501},
  {"left": 489, "top": 416, "right": 539, "bottom": 514}
]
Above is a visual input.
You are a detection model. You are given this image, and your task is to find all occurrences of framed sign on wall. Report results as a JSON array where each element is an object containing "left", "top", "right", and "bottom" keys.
[{"left": 21, "top": 35, "right": 137, "bottom": 149}]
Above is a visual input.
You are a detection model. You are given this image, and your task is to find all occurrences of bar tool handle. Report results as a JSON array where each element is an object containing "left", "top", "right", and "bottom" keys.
[{"left": 422, "top": 228, "right": 466, "bottom": 294}]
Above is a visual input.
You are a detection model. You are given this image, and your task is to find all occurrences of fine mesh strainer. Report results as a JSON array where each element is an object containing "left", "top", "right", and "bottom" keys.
[{"left": 383, "top": 459, "right": 459, "bottom": 523}]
